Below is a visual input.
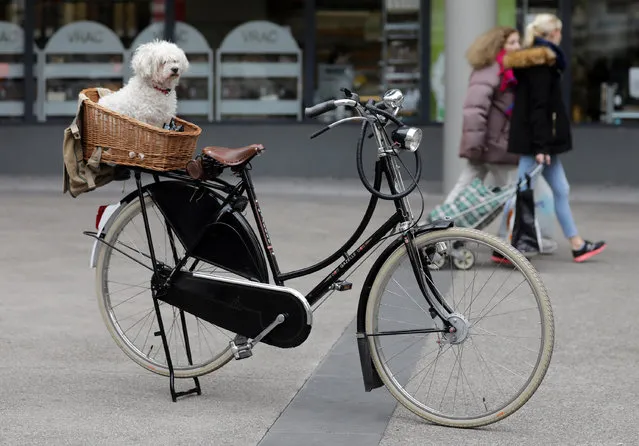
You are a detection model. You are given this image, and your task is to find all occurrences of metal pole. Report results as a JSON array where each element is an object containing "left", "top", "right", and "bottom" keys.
[
  {"left": 558, "top": 0, "right": 572, "bottom": 113},
  {"left": 164, "top": 0, "right": 175, "bottom": 41},
  {"left": 419, "top": 0, "right": 431, "bottom": 123},
  {"left": 442, "top": 0, "right": 497, "bottom": 197},
  {"left": 23, "top": 0, "right": 35, "bottom": 123},
  {"left": 303, "top": 0, "right": 316, "bottom": 116}
]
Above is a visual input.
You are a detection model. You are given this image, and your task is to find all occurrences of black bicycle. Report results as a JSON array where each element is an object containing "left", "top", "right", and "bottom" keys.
[{"left": 85, "top": 88, "right": 554, "bottom": 428}]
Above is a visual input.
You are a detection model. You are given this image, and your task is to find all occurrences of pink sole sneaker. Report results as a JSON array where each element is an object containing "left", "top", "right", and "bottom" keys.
[
  {"left": 573, "top": 243, "right": 607, "bottom": 263},
  {"left": 491, "top": 254, "right": 512, "bottom": 265}
]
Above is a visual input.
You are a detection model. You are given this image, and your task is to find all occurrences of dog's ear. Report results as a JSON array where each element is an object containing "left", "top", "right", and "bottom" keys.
[
  {"left": 178, "top": 50, "right": 190, "bottom": 75},
  {"left": 131, "top": 41, "right": 155, "bottom": 80}
]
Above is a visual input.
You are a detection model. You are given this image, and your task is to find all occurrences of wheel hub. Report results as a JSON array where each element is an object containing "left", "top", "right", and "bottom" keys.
[{"left": 443, "top": 312, "right": 470, "bottom": 344}]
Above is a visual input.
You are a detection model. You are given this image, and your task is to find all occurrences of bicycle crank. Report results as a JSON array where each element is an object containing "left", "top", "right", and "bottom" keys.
[{"left": 230, "top": 314, "right": 286, "bottom": 360}]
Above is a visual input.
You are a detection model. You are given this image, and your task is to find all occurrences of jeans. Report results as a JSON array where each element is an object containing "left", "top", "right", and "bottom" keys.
[{"left": 518, "top": 155, "right": 578, "bottom": 239}]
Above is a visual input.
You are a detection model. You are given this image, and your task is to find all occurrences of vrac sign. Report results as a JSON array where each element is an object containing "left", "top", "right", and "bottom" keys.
[
  {"left": 130, "top": 22, "right": 212, "bottom": 53},
  {"left": 67, "top": 30, "right": 103, "bottom": 44},
  {"left": 0, "top": 22, "right": 24, "bottom": 53},
  {"left": 0, "top": 28, "right": 19, "bottom": 44},
  {"left": 241, "top": 28, "right": 278, "bottom": 44},
  {"left": 44, "top": 21, "right": 125, "bottom": 54},
  {"left": 219, "top": 20, "right": 299, "bottom": 54}
]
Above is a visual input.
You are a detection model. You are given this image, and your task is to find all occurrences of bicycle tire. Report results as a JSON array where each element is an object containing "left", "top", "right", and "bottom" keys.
[
  {"left": 95, "top": 195, "right": 234, "bottom": 378},
  {"left": 364, "top": 227, "right": 554, "bottom": 428}
]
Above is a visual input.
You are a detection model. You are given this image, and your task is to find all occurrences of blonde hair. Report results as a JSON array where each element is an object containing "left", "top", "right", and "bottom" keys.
[
  {"left": 524, "top": 13, "right": 562, "bottom": 47},
  {"left": 465, "top": 26, "right": 518, "bottom": 69}
]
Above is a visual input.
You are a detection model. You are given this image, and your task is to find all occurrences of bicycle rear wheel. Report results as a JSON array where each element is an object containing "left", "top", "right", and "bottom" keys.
[
  {"left": 364, "top": 227, "right": 554, "bottom": 427},
  {"left": 95, "top": 195, "right": 237, "bottom": 378}
]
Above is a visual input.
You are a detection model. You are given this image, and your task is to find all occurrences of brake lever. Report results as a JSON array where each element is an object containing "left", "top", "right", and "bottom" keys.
[
  {"left": 365, "top": 99, "right": 379, "bottom": 139},
  {"left": 310, "top": 126, "right": 331, "bottom": 139}
]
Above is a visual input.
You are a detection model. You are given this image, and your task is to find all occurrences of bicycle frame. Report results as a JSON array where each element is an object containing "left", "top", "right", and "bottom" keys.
[
  {"left": 240, "top": 157, "right": 452, "bottom": 316},
  {"left": 112, "top": 140, "right": 451, "bottom": 319},
  {"left": 243, "top": 158, "right": 403, "bottom": 307},
  {"left": 92, "top": 99, "right": 454, "bottom": 401}
]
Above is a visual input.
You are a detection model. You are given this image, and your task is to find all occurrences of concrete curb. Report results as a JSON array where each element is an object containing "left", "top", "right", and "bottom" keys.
[{"left": 1, "top": 175, "right": 638, "bottom": 205}]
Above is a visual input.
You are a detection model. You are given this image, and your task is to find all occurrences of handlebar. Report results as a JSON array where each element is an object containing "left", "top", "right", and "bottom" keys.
[
  {"left": 304, "top": 89, "right": 422, "bottom": 202},
  {"left": 304, "top": 100, "right": 337, "bottom": 118},
  {"left": 304, "top": 98, "right": 359, "bottom": 118},
  {"left": 305, "top": 98, "right": 401, "bottom": 124},
  {"left": 305, "top": 96, "right": 406, "bottom": 143}
]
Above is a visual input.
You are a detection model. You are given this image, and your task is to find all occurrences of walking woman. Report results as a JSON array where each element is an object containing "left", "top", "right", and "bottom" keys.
[
  {"left": 444, "top": 26, "right": 521, "bottom": 207},
  {"left": 504, "top": 13, "right": 606, "bottom": 262}
]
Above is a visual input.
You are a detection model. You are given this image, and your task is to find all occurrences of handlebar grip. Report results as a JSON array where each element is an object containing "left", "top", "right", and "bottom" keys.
[{"left": 305, "top": 100, "right": 337, "bottom": 118}]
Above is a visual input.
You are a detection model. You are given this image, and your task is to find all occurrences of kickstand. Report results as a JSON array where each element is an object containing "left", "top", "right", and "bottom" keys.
[
  {"left": 136, "top": 171, "right": 202, "bottom": 402},
  {"left": 151, "top": 289, "right": 202, "bottom": 402}
]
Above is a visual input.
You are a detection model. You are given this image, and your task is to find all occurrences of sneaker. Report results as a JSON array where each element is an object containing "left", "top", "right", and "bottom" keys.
[
  {"left": 572, "top": 240, "right": 607, "bottom": 263},
  {"left": 491, "top": 251, "right": 512, "bottom": 265},
  {"left": 513, "top": 245, "right": 539, "bottom": 258}
]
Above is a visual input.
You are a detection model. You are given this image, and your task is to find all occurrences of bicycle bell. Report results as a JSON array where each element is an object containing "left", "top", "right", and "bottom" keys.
[{"left": 383, "top": 89, "right": 405, "bottom": 109}]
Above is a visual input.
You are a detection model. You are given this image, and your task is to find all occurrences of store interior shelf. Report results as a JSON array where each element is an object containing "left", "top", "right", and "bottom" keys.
[
  {"left": 2, "top": 65, "right": 28, "bottom": 78},
  {"left": 42, "top": 63, "right": 125, "bottom": 79},
  {"left": 177, "top": 100, "right": 212, "bottom": 116},
  {"left": 384, "top": 22, "right": 419, "bottom": 32},
  {"left": 42, "top": 100, "right": 85, "bottom": 116},
  {"left": 216, "top": 21, "right": 302, "bottom": 121},
  {"left": 219, "top": 63, "right": 300, "bottom": 78},
  {"left": 384, "top": 72, "right": 420, "bottom": 81},
  {"left": 218, "top": 99, "right": 299, "bottom": 116},
  {"left": 379, "top": 59, "right": 419, "bottom": 66},
  {"left": 182, "top": 63, "right": 214, "bottom": 78},
  {"left": 0, "top": 102, "right": 35, "bottom": 116},
  {"left": 381, "top": 34, "right": 419, "bottom": 41},
  {"left": 380, "top": 1, "right": 421, "bottom": 115}
]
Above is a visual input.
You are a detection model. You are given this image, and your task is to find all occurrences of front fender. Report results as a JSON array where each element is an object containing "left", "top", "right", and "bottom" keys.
[{"left": 355, "top": 218, "right": 454, "bottom": 391}]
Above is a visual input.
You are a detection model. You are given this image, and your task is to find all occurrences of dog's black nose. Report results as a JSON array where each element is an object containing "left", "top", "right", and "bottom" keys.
[{"left": 171, "top": 67, "right": 179, "bottom": 74}]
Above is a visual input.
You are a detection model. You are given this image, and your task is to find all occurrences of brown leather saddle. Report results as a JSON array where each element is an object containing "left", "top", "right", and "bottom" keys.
[{"left": 186, "top": 144, "right": 265, "bottom": 180}]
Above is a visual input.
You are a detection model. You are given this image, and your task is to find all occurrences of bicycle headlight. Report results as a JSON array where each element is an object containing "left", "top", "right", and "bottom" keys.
[{"left": 392, "top": 126, "right": 422, "bottom": 152}]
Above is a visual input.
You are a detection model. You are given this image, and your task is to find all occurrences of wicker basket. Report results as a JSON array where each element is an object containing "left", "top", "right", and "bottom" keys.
[{"left": 79, "top": 88, "right": 201, "bottom": 172}]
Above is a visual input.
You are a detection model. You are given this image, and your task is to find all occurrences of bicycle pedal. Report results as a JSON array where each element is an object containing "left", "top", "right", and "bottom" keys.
[
  {"left": 332, "top": 280, "right": 353, "bottom": 291},
  {"left": 230, "top": 337, "right": 253, "bottom": 360}
]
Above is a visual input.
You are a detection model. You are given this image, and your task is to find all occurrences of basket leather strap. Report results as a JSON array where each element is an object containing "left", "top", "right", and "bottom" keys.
[
  {"left": 71, "top": 91, "right": 96, "bottom": 190},
  {"left": 70, "top": 93, "right": 88, "bottom": 140}
]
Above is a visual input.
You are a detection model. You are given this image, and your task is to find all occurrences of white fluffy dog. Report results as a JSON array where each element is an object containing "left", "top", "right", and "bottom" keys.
[{"left": 98, "top": 39, "right": 189, "bottom": 128}]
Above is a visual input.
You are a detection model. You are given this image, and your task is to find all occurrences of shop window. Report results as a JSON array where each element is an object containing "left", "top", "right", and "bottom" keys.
[
  {"left": 429, "top": 0, "right": 520, "bottom": 122},
  {"left": 571, "top": 0, "right": 639, "bottom": 125},
  {"left": 0, "top": 1, "right": 27, "bottom": 121},
  {"left": 184, "top": 0, "right": 305, "bottom": 121},
  {"left": 33, "top": 0, "right": 157, "bottom": 121},
  {"left": 315, "top": 0, "right": 426, "bottom": 123},
  {"left": 314, "top": 1, "right": 381, "bottom": 122}
]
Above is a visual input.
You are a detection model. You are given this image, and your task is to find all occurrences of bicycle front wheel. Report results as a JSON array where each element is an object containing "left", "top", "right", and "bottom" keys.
[{"left": 365, "top": 227, "right": 554, "bottom": 428}]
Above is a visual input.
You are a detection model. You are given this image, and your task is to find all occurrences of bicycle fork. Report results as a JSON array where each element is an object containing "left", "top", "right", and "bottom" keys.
[{"left": 402, "top": 230, "right": 454, "bottom": 328}]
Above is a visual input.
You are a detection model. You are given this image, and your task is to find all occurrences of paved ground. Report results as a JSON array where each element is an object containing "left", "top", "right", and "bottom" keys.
[{"left": 0, "top": 175, "right": 638, "bottom": 446}]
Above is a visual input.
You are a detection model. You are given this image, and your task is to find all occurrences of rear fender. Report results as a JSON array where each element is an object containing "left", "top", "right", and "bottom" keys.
[
  {"left": 355, "top": 218, "right": 454, "bottom": 391},
  {"left": 88, "top": 187, "right": 148, "bottom": 268},
  {"left": 90, "top": 181, "right": 269, "bottom": 283}
]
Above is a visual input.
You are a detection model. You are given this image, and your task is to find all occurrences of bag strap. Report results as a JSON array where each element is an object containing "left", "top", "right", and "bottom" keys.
[{"left": 69, "top": 92, "right": 88, "bottom": 139}]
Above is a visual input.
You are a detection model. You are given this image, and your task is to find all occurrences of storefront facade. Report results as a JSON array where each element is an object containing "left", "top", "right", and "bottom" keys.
[{"left": 1, "top": 0, "right": 638, "bottom": 184}]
